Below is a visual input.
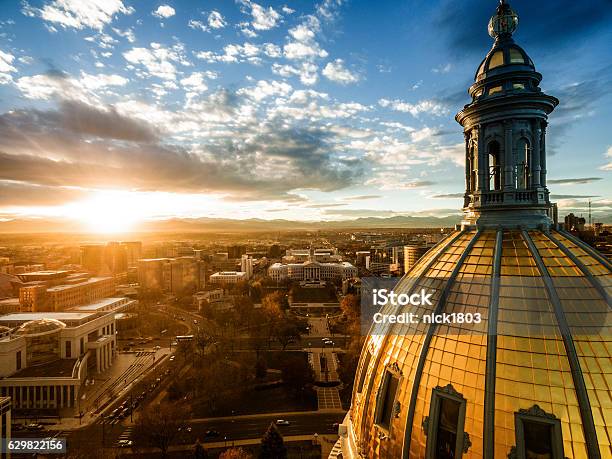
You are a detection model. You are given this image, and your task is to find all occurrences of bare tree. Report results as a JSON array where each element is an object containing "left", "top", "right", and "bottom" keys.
[
  {"left": 132, "top": 402, "right": 188, "bottom": 458},
  {"left": 219, "top": 447, "right": 254, "bottom": 459}
]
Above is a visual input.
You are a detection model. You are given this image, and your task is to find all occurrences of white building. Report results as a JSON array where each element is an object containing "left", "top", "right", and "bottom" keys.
[
  {"left": 268, "top": 260, "right": 357, "bottom": 282},
  {"left": 0, "top": 298, "right": 133, "bottom": 412},
  {"left": 209, "top": 271, "right": 247, "bottom": 284}
]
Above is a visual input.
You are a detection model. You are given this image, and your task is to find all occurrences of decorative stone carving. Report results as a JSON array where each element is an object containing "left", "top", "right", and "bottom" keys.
[{"left": 517, "top": 404, "right": 557, "bottom": 419}]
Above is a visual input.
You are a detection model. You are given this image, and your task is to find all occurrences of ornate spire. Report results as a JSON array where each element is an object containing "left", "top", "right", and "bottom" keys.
[{"left": 488, "top": 0, "right": 518, "bottom": 40}]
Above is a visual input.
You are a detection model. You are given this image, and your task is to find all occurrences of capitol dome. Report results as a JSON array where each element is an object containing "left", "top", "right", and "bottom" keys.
[
  {"left": 14, "top": 318, "right": 66, "bottom": 337},
  {"left": 335, "top": 2, "right": 611, "bottom": 459}
]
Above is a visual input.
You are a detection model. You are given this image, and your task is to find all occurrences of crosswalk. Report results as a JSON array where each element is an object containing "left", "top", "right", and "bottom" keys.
[
  {"left": 316, "top": 387, "right": 342, "bottom": 410},
  {"left": 115, "top": 426, "right": 133, "bottom": 446}
]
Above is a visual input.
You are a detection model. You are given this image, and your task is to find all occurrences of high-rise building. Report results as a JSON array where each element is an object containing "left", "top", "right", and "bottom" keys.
[
  {"left": 120, "top": 241, "right": 142, "bottom": 268},
  {"left": 403, "top": 244, "right": 433, "bottom": 274},
  {"left": 335, "top": 3, "right": 611, "bottom": 458},
  {"left": 241, "top": 255, "right": 253, "bottom": 280},
  {"left": 227, "top": 245, "right": 247, "bottom": 259}
]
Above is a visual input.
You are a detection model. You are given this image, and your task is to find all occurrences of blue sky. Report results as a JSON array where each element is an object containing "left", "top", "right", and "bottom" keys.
[{"left": 0, "top": 0, "right": 610, "bottom": 230}]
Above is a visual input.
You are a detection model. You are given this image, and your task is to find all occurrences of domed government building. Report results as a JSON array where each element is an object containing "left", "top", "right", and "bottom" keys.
[{"left": 333, "top": 1, "right": 611, "bottom": 458}]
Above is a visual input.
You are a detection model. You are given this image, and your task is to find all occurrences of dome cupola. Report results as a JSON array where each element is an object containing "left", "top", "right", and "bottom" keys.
[{"left": 456, "top": 0, "right": 559, "bottom": 230}]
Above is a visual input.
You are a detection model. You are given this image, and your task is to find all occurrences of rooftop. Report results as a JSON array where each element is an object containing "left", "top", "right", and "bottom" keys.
[
  {"left": 71, "top": 297, "right": 132, "bottom": 311},
  {"left": 8, "top": 359, "right": 78, "bottom": 379},
  {"left": 46, "top": 276, "right": 112, "bottom": 292}
]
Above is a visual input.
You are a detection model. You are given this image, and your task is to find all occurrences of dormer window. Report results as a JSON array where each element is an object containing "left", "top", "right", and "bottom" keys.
[
  {"left": 513, "top": 83, "right": 525, "bottom": 90},
  {"left": 488, "top": 86, "right": 503, "bottom": 95}
]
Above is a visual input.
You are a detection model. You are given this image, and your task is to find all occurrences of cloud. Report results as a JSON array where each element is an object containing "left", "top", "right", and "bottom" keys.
[
  {"left": 549, "top": 194, "right": 600, "bottom": 199},
  {"left": 432, "top": 63, "right": 452, "bottom": 74},
  {"left": 304, "top": 203, "right": 347, "bottom": 209},
  {"left": 599, "top": 146, "right": 612, "bottom": 171},
  {"left": 342, "top": 195, "right": 382, "bottom": 201},
  {"left": 180, "top": 72, "right": 212, "bottom": 94},
  {"left": 15, "top": 70, "right": 128, "bottom": 102},
  {"left": 196, "top": 42, "right": 276, "bottom": 64},
  {"left": 189, "top": 11, "right": 227, "bottom": 32},
  {"left": 378, "top": 98, "right": 449, "bottom": 117},
  {"left": 22, "top": 0, "right": 134, "bottom": 31},
  {"left": 547, "top": 177, "right": 603, "bottom": 185},
  {"left": 0, "top": 92, "right": 366, "bottom": 203},
  {"left": 207, "top": 10, "right": 226, "bottom": 29},
  {"left": 322, "top": 59, "right": 359, "bottom": 85},
  {"left": 124, "top": 43, "right": 190, "bottom": 80},
  {"left": 431, "top": 193, "right": 464, "bottom": 199},
  {"left": 283, "top": 16, "right": 328, "bottom": 60},
  {"left": 153, "top": 5, "right": 176, "bottom": 19},
  {"left": 237, "top": 80, "right": 292, "bottom": 102},
  {"left": 0, "top": 181, "right": 88, "bottom": 206},
  {"left": 239, "top": 0, "right": 281, "bottom": 31},
  {"left": 272, "top": 62, "right": 318, "bottom": 85},
  {"left": 113, "top": 27, "right": 135, "bottom": 43},
  {"left": 0, "top": 50, "right": 17, "bottom": 84}
]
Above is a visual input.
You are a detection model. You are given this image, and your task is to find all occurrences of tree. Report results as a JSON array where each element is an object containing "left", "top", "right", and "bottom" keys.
[
  {"left": 132, "top": 402, "right": 187, "bottom": 458},
  {"left": 279, "top": 354, "right": 315, "bottom": 395},
  {"left": 260, "top": 422, "right": 287, "bottom": 459},
  {"left": 193, "top": 439, "right": 208, "bottom": 459},
  {"left": 219, "top": 447, "right": 253, "bottom": 459},
  {"left": 340, "top": 294, "right": 360, "bottom": 322},
  {"left": 274, "top": 322, "right": 300, "bottom": 350}
]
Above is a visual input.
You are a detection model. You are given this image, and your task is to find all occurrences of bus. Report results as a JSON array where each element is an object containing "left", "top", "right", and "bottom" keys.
[{"left": 175, "top": 335, "right": 195, "bottom": 342}]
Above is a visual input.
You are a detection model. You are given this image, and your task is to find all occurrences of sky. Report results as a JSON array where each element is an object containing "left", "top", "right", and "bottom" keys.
[{"left": 0, "top": 0, "right": 610, "bottom": 232}]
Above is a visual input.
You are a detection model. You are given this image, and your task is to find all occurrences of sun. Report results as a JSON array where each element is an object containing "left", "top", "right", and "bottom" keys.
[{"left": 69, "top": 191, "right": 142, "bottom": 234}]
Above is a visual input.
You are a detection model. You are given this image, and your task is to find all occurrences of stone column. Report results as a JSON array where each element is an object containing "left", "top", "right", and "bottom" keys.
[
  {"left": 464, "top": 131, "right": 471, "bottom": 192},
  {"left": 540, "top": 122, "right": 547, "bottom": 187},
  {"left": 504, "top": 121, "right": 513, "bottom": 190},
  {"left": 96, "top": 349, "right": 101, "bottom": 373},
  {"left": 477, "top": 125, "right": 486, "bottom": 192},
  {"left": 532, "top": 120, "right": 542, "bottom": 187}
]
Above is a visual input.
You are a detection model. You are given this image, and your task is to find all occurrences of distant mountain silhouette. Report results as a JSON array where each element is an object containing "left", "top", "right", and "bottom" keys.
[{"left": 0, "top": 214, "right": 463, "bottom": 233}]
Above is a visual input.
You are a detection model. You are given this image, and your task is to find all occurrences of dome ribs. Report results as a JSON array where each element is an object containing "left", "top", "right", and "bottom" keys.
[
  {"left": 521, "top": 230, "right": 601, "bottom": 459},
  {"left": 402, "top": 230, "right": 483, "bottom": 458},
  {"left": 483, "top": 229, "right": 504, "bottom": 457}
]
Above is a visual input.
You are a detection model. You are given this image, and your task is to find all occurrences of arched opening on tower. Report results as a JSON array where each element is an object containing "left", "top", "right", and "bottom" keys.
[
  {"left": 488, "top": 140, "right": 501, "bottom": 191},
  {"left": 515, "top": 138, "right": 530, "bottom": 189}
]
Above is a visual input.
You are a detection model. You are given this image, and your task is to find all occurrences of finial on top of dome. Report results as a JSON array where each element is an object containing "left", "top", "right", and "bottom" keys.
[{"left": 488, "top": 0, "right": 518, "bottom": 39}]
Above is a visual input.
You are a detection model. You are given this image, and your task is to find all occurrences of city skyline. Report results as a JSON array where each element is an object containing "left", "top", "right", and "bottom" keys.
[{"left": 0, "top": 0, "right": 611, "bottom": 233}]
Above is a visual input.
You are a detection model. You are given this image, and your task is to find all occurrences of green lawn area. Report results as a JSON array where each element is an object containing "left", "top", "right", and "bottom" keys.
[{"left": 291, "top": 284, "right": 338, "bottom": 303}]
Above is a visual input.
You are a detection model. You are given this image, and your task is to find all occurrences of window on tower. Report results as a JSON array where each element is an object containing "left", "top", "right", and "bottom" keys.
[{"left": 488, "top": 86, "right": 503, "bottom": 95}]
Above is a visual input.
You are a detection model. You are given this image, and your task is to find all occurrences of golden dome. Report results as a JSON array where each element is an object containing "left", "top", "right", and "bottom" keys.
[{"left": 339, "top": 229, "right": 611, "bottom": 458}]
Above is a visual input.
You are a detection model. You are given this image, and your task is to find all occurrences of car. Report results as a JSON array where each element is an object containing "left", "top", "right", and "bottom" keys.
[
  {"left": 171, "top": 341, "right": 178, "bottom": 346},
  {"left": 169, "top": 355, "right": 175, "bottom": 361},
  {"left": 204, "top": 430, "right": 220, "bottom": 438},
  {"left": 193, "top": 319, "right": 198, "bottom": 324},
  {"left": 276, "top": 419, "right": 290, "bottom": 425},
  {"left": 154, "top": 345, "right": 161, "bottom": 350},
  {"left": 117, "top": 439, "right": 133, "bottom": 447},
  {"left": 25, "top": 423, "right": 44, "bottom": 431}
]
